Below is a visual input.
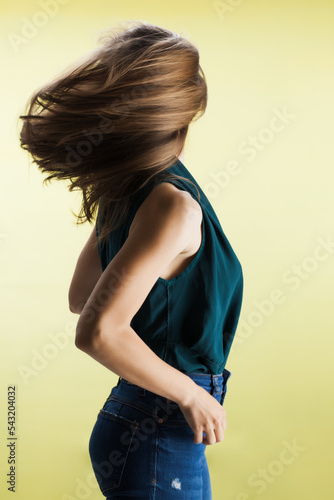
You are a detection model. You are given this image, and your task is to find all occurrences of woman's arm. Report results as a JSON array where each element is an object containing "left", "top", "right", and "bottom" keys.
[
  {"left": 68, "top": 223, "right": 103, "bottom": 314},
  {"left": 74, "top": 183, "right": 202, "bottom": 406},
  {"left": 74, "top": 183, "right": 228, "bottom": 446}
]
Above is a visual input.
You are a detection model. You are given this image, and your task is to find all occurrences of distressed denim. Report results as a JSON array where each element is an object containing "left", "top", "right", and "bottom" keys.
[{"left": 88, "top": 369, "right": 232, "bottom": 499}]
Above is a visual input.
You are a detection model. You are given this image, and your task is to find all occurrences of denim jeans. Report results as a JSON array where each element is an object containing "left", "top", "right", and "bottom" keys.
[{"left": 88, "top": 368, "right": 232, "bottom": 499}]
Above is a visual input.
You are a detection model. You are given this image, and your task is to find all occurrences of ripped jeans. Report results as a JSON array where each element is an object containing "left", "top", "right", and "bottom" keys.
[{"left": 88, "top": 369, "right": 232, "bottom": 500}]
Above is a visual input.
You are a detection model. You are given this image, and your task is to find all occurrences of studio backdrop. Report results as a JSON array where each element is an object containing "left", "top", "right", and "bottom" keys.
[{"left": 1, "top": 1, "right": 333, "bottom": 499}]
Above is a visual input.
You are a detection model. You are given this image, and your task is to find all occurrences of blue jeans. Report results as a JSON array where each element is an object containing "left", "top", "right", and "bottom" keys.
[{"left": 88, "top": 369, "right": 232, "bottom": 499}]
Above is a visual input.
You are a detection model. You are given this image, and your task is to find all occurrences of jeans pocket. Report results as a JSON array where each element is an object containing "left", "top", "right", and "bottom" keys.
[
  {"left": 102, "top": 397, "right": 124, "bottom": 414},
  {"left": 89, "top": 408, "right": 139, "bottom": 494}
]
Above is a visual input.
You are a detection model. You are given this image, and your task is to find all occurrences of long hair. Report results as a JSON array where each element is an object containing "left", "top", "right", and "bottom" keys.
[{"left": 18, "top": 21, "right": 207, "bottom": 248}]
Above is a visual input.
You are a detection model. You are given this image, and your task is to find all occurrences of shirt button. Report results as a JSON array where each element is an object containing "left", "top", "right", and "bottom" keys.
[{"left": 158, "top": 418, "right": 164, "bottom": 424}]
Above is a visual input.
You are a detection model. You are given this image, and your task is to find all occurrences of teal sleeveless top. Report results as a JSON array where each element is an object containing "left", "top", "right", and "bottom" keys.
[{"left": 96, "top": 159, "right": 243, "bottom": 374}]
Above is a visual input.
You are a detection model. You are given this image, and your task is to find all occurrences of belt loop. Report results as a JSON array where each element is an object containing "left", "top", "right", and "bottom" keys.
[
  {"left": 211, "top": 373, "right": 220, "bottom": 396},
  {"left": 223, "top": 368, "right": 232, "bottom": 389},
  {"left": 220, "top": 369, "right": 232, "bottom": 405}
]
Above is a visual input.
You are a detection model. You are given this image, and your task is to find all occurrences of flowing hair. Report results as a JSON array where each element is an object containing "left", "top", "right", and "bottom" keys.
[{"left": 18, "top": 21, "right": 207, "bottom": 248}]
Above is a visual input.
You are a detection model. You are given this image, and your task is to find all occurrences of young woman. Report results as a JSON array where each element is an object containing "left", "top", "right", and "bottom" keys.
[{"left": 19, "top": 21, "right": 243, "bottom": 499}]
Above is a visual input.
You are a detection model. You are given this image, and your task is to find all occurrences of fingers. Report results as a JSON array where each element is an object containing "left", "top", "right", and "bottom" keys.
[
  {"left": 203, "top": 427, "right": 218, "bottom": 445},
  {"left": 197, "top": 408, "right": 227, "bottom": 445},
  {"left": 193, "top": 430, "right": 203, "bottom": 444},
  {"left": 213, "top": 424, "right": 225, "bottom": 443},
  {"left": 193, "top": 422, "right": 226, "bottom": 445},
  {"left": 189, "top": 391, "right": 228, "bottom": 445}
]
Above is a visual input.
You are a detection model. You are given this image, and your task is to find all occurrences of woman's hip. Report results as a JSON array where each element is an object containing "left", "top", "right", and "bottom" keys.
[{"left": 87, "top": 369, "right": 233, "bottom": 498}]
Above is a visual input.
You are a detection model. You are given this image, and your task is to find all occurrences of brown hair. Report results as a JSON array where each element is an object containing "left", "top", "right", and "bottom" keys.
[{"left": 18, "top": 21, "right": 207, "bottom": 248}]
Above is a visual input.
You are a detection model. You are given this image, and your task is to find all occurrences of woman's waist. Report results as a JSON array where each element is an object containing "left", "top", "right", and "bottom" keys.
[{"left": 109, "top": 368, "right": 231, "bottom": 408}]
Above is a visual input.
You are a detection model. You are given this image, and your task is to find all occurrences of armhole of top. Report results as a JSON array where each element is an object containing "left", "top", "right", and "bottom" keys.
[{"left": 121, "top": 177, "right": 206, "bottom": 285}]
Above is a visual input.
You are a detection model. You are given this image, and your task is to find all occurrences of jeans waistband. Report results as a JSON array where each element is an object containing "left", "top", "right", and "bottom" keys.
[
  {"left": 183, "top": 370, "right": 231, "bottom": 386},
  {"left": 116, "top": 368, "right": 232, "bottom": 405}
]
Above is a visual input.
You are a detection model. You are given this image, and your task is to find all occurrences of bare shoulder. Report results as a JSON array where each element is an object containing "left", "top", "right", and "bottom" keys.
[
  {"left": 154, "top": 181, "right": 201, "bottom": 212},
  {"left": 127, "top": 180, "right": 203, "bottom": 260},
  {"left": 129, "top": 181, "right": 202, "bottom": 235}
]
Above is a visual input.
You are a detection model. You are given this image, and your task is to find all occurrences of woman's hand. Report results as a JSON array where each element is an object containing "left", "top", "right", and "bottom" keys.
[{"left": 178, "top": 384, "right": 227, "bottom": 445}]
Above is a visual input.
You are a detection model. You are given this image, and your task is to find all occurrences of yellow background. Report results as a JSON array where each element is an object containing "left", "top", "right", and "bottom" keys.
[{"left": 1, "top": 0, "right": 333, "bottom": 499}]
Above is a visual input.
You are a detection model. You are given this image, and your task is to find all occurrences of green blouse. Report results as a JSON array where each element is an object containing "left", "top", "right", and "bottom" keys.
[{"left": 96, "top": 159, "right": 243, "bottom": 374}]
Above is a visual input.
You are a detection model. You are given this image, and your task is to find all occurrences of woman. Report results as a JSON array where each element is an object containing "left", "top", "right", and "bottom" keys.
[{"left": 19, "top": 21, "right": 243, "bottom": 499}]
